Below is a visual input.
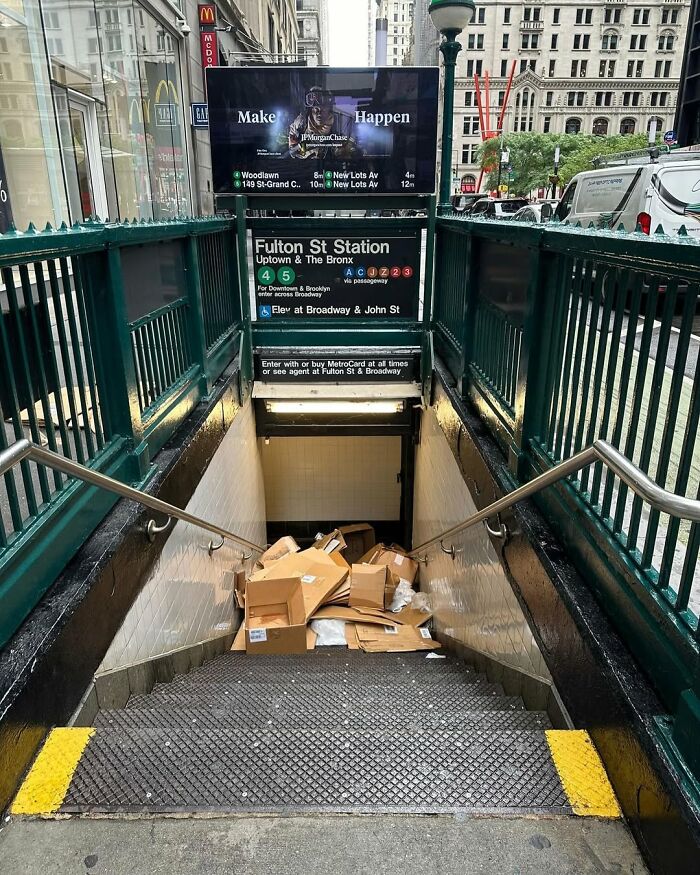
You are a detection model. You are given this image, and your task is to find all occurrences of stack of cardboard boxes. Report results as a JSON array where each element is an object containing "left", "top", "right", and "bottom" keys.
[{"left": 230, "top": 525, "right": 439, "bottom": 655}]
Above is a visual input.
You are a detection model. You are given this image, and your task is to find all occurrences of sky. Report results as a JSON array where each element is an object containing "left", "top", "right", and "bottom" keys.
[{"left": 328, "top": 0, "right": 370, "bottom": 66}]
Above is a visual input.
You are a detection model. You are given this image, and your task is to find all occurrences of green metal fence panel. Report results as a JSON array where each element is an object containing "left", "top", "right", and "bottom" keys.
[
  {"left": 433, "top": 224, "right": 468, "bottom": 360},
  {"left": 0, "top": 254, "right": 110, "bottom": 540},
  {"left": 197, "top": 230, "right": 240, "bottom": 352},
  {"left": 432, "top": 215, "right": 700, "bottom": 712},
  {"left": 536, "top": 233, "right": 700, "bottom": 640},
  {"left": 129, "top": 300, "right": 193, "bottom": 418},
  {"left": 470, "top": 296, "right": 521, "bottom": 414},
  {"left": 0, "top": 216, "right": 239, "bottom": 647}
]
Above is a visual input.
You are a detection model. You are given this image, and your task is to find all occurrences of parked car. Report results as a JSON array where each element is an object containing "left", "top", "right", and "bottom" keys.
[
  {"left": 512, "top": 202, "right": 557, "bottom": 223},
  {"left": 450, "top": 193, "right": 483, "bottom": 214},
  {"left": 468, "top": 198, "right": 529, "bottom": 219},
  {"left": 553, "top": 148, "right": 700, "bottom": 237}
]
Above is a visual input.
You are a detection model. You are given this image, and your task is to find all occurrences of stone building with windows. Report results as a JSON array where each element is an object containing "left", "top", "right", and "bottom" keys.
[
  {"left": 407, "top": 0, "right": 440, "bottom": 67},
  {"left": 295, "top": 0, "right": 329, "bottom": 66},
  {"left": 451, "top": 1, "right": 690, "bottom": 194},
  {"left": 369, "top": 0, "right": 415, "bottom": 65},
  {"left": 0, "top": 0, "right": 298, "bottom": 231}
]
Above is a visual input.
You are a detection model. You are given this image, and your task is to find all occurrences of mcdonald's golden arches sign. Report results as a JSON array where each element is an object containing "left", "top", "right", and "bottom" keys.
[{"left": 198, "top": 4, "right": 216, "bottom": 26}]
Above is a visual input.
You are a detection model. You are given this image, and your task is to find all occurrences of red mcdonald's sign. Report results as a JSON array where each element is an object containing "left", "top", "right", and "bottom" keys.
[
  {"left": 198, "top": 4, "right": 216, "bottom": 26},
  {"left": 200, "top": 30, "right": 218, "bottom": 69}
]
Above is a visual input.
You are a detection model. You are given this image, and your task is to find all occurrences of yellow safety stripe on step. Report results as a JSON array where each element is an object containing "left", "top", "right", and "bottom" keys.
[
  {"left": 546, "top": 729, "right": 621, "bottom": 818},
  {"left": 11, "top": 727, "right": 94, "bottom": 816}
]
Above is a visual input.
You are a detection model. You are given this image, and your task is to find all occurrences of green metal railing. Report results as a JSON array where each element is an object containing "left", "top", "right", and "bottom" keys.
[
  {"left": 432, "top": 214, "right": 700, "bottom": 784},
  {"left": 0, "top": 217, "right": 241, "bottom": 647},
  {"left": 197, "top": 228, "right": 240, "bottom": 352},
  {"left": 129, "top": 300, "right": 194, "bottom": 417},
  {"left": 471, "top": 297, "right": 521, "bottom": 413}
]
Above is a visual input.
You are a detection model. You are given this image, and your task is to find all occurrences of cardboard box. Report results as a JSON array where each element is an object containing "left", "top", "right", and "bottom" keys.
[
  {"left": 311, "top": 605, "right": 401, "bottom": 627},
  {"left": 360, "top": 544, "right": 419, "bottom": 586},
  {"left": 354, "top": 606, "right": 431, "bottom": 627},
  {"left": 233, "top": 570, "right": 247, "bottom": 609},
  {"left": 354, "top": 622, "right": 440, "bottom": 653},
  {"left": 313, "top": 529, "right": 347, "bottom": 554},
  {"left": 307, "top": 548, "right": 351, "bottom": 573},
  {"left": 383, "top": 568, "right": 401, "bottom": 610},
  {"left": 232, "top": 616, "right": 319, "bottom": 654},
  {"left": 348, "top": 564, "right": 387, "bottom": 610},
  {"left": 245, "top": 576, "right": 307, "bottom": 655},
  {"left": 345, "top": 624, "right": 360, "bottom": 649},
  {"left": 249, "top": 548, "right": 349, "bottom": 619},
  {"left": 231, "top": 624, "right": 246, "bottom": 651},
  {"left": 339, "top": 524, "right": 376, "bottom": 564},
  {"left": 259, "top": 536, "right": 300, "bottom": 567}
]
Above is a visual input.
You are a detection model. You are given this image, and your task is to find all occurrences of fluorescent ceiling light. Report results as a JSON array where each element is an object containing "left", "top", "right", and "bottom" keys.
[{"left": 266, "top": 400, "right": 404, "bottom": 415}]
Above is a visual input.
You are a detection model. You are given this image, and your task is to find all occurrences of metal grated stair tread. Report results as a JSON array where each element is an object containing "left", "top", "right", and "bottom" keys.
[
  {"left": 150, "top": 672, "right": 500, "bottom": 696},
  {"left": 126, "top": 685, "right": 525, "bottom": 714},
  {"left": 168, "top": 661, "right": 476, "bottom": 685},
  {"left": 95, "top": 704, "right": 552, "bottom": 733},
  {"left": 176, "top": 650, "right": 470, "bottom": 677},
  {"left": 63, "top": 727, "right": 569, "bottom": 815}
]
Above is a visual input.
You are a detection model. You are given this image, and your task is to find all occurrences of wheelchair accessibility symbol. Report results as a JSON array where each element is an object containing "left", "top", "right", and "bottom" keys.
[{"left": 258, "top": 305, "right": 272, "bottom": 319}]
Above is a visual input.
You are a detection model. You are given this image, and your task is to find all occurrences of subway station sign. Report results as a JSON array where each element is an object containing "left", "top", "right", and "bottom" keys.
[
  {"left": 252, "top": 229, "right": 420, "bottom": 320},
  {"left": 207, "top": 67, "right": 438, "bottom": 195}
]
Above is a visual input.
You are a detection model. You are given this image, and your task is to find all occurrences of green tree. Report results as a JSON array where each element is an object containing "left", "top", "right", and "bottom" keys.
[
  {"left": 478, "top": 133, "right": 654, "bottom": 195},
  {"left": 556, "top": 134, "right": 650, "bottom": 184}
]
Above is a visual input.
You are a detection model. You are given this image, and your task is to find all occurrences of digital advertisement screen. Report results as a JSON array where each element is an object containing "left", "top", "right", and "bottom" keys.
[{"left": 206, "top": 67, "right": 438, "bottom": 196}]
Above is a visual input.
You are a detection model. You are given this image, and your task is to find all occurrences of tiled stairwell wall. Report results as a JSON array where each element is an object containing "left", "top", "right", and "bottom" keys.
[
  {"left": 99, "top": 401, "right": 266, "bottom": 673},
  {"left": 413, "top": 407, "right": 551, "bottom": 684}
]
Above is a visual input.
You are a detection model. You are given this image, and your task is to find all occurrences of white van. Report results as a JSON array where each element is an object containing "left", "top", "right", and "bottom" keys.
[{"left": 553, "top": 148, "right": 700, "bottom": 236}]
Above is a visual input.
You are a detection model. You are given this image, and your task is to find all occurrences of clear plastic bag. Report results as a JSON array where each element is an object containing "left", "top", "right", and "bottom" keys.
[
  {"left": 390, "top": 579, "right": 416, "bottom": 612},
  {"left": 310, "top": 618, "right": 347, "bottom": 646},
  {"left": 412, "top": 592, "right": 432, "bottom": 613}
]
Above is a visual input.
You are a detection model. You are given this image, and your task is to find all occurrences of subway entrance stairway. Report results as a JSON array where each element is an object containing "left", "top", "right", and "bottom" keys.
[
  {"left": 4, "top": 648, "right": 647, "bottom": 873},
  {"left": 3, "top": 205, "right": 699, "bottom": 872}
]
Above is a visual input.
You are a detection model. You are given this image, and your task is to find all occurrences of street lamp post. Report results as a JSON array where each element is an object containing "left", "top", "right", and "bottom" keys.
[
  {"left": 429, "top": 0, "right": 476, "bottom": 215},
  {"left": 496, "top": 148, "right": 509, "bottom": 194},
  {"left": 551, "top": 146, "right": 560, "bottom": 199}
]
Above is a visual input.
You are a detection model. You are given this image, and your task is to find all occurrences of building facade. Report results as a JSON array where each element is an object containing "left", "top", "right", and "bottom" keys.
[
  {"left": 369, "top": 0, "right": 415, "bottom": 65},
  {"left": 449, "top": 0, "right": 689, "bottom": 193},
  {"left": 295, "top": 0, "right": 329, "bottom": 66},
  {"left": 409, "top": 0, "right": 440, "bottom": 67},
  {"left": 0, "top": 0, "right": 298, "bottom": 232},
  {"left": 675, "top": 0, "right": 700, "bottom": 143}
]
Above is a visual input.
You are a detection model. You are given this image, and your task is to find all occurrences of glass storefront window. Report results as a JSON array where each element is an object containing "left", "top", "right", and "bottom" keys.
[
  {"left": 96, "top": 0, "right": 153, "bottom": 220},
  {"left": 0, "top": 0, "right": 191, "bottom": 230},
  {"left": 136, "top": 9, "right": 190, "bottom": 218},
  {"left": 41, "top": 0, "right": 105, "bottom": 102},
  {"left": 0, "top": 0, "right": 68, "bottom": 230}
]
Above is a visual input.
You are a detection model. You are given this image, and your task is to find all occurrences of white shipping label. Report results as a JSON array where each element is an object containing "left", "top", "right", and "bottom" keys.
[
  {"left": 419, "top": 628, "right": 432, "bottom": 639},
  {"left": 384, "top": 626, "right": 399, "bottom": 635},
  {"left": 301, "top": 574, "right": 317, "bottom": 584},
  {"left": 324, "top": 539, "right": 340, "bottom": 553},
  {"left": 394, "top": 554, "right": 404, "bottom": 566},
  {"left": 248, "top": 628, "right": 268, "bottom": 642}
]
